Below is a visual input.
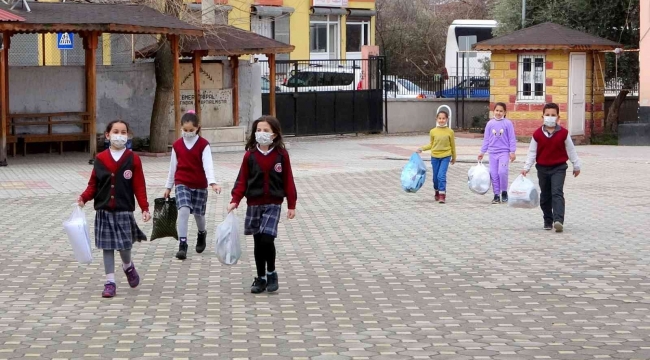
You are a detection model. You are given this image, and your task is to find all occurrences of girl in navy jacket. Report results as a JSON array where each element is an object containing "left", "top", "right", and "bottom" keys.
[
  {"left": 228, "top": 116, "right": 297, "bottom": 294},
  {"left": 78, "top": 120, "right": 151, "bottom": 298}
]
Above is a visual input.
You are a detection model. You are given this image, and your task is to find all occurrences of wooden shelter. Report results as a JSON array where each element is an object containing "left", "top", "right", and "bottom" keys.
[
  {"left": 137, "top": 25, "right": 295, "bottom": 128},
  {"left": 0, "top": 2, "right": 202, "bottom": 166}
]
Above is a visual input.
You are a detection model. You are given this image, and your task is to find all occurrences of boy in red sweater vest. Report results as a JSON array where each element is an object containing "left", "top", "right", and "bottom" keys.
[{"left": 521, "top": 103, "right": 582, "bottom": 233}]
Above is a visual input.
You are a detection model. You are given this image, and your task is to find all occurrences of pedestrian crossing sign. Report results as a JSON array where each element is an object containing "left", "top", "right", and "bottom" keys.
[{"left": 57, "top": 33, "right": 73, "bottom": 50}]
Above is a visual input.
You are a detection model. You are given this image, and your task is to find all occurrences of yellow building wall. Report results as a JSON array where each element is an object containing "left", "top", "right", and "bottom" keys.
[
  {"left": 228, "top": 0, "right": 253, "bottom": 32},
  {"left": 227, "top": 0, "right": 376, "bottom": 60},
  {"left": 285, "top": 0, "right": 311, "bottom": 60}
]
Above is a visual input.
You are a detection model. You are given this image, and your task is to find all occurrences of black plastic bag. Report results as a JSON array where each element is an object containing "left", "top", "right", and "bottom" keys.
[{"left": 151, "top": 197, "right": 178, "bottom": 241}]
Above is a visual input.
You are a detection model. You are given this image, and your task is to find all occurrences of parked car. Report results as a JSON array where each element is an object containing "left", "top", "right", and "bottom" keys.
[
  {"left": 383, "top": 77, "right": 436, "bottom": 99},
  {"left": 284, "top": 65, "right": 361, "bottom": 92},
  {"left": 435, "top": 77, "right": 490, "bottom": 99}
]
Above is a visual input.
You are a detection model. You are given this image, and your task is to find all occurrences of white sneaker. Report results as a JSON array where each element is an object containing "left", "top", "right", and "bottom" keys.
[{"left": 554, "top": 222, "right": 564, "bottom": 233}]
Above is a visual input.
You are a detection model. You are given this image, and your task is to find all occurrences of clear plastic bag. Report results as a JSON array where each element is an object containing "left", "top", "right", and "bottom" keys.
[
  {"left": 468, "top": 161, "right": 490, "bottom": 195},
  {"left": 401, "top": 153, "right": 427, "bottom": 193},
  {"left": 63, "top": 205, "right": 93, "bottom": 264},
  {"left": 508, "top": 174, "right": 540, "bottom": 209},
  {"left": 214, "top": 212, "right": 242, "bottom": 265}
]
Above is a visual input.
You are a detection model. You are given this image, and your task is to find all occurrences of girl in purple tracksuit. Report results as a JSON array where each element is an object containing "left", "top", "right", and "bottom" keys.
[{"left": 478, "top": 102, "right": 517, "bottom": 204}]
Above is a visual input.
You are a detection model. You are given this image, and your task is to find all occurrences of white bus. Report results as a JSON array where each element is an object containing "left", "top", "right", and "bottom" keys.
[{"left": 444, "top": 20, "right": 497, "bottom": 78}]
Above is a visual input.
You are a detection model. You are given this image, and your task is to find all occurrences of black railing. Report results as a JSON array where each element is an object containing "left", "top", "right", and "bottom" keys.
[
  {"left": 383, "top": 75, "right": 490, "bottom": 99},
  {"left": 259, "top": 59, "right": 489, "bottom": 99},
  {"left": 260, "top": 59, "right": 380, "bottom": 93},
  {"left": 604, "top": 79, "right": 639, "bottom": 96}
]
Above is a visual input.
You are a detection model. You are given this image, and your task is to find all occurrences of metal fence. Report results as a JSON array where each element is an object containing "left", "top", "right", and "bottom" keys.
[
  {"left": 258, "top": 59, "right": 490, "bottom": 100},
  {"left": 383, "top": 75, "right": 490, "bottom": 99},
  {"left": 604, "top": 79, "right": 639, "bottom": 97},
  {"left": 260, "top": 57, "right": 385, "bottom": 136},
  {"left": 259, "top": 59, "right": 383, "bottom": 93},
  {"left": 8, "top": 33, "right": 157, "bottom": 66}
]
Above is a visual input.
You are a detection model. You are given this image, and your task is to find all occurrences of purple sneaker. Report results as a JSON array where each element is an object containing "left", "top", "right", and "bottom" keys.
[
  {"left": 102, "top": 282, "right": 116, "bottom": 298},
  {"left": 123, "top": 263, "right": 140, "bottom": 288}
]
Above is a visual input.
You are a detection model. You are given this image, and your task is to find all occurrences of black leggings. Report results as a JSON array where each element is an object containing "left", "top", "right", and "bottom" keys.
[{"left": 253, "top": 233, "right": 276, "bottom": 278}]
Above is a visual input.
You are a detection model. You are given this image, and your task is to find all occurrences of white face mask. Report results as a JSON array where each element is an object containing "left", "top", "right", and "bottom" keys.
[
  {"left": 437, "top": 121, "right": 448, "bottom": 128},
  {"left": 110, "top": 134, "right": 128, "bottom": 149},
  {"left": 255, "top": 131, "right": 274, "bottom": 146},
  {"left": 543, "top": 116, "right": 558, "bottom": 127},
  {"left": 182, "top": 130, "right": 197, "bottom": 140}
]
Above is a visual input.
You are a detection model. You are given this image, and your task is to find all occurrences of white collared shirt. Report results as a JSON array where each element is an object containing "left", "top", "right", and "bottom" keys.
[
  {"left": 110, "top": 147, "right": 126, "bottom": 161},
  {"left": 523, "top": 126, "right": 582, "bottom": 171},
  {"left": 257, "top": 144, "right": 275, "bottom": 156}
]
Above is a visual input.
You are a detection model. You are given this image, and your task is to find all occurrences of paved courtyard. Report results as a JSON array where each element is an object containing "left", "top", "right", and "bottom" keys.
[{"left": 1, "top": 134, "right": 650, "bottom": 360}]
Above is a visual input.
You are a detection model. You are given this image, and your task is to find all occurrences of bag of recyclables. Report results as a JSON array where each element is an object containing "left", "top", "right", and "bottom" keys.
[
  {"left": 63, "top": 205, "right": 93, "bottom": 264},
  {"left": 401, "top": 153, "right": 427, "bottom": 193},
  {"left": 214, "top": 212, "right": 242, "bottom": 265},
  {"left": 468, "top": 161, "right": 490, "bottom": 195},
  {"left": 508, "top": 174, "right": 540, "bottom": 209}
]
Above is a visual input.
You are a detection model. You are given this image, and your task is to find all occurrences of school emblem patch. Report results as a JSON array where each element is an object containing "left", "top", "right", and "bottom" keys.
[
  {"left": 123, "top": 170, "right": 133, "bottom": 180},
  {"left": 274, "top": 163, "right": 282, "bottom": 173}
]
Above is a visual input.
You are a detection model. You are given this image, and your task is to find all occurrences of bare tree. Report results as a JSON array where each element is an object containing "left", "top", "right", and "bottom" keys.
[
  {"left": 377, "top": 0, "right": 491, "bottom": 77},
  {"left": 87, "top": 0, "right": 255, "bottom": 152}
]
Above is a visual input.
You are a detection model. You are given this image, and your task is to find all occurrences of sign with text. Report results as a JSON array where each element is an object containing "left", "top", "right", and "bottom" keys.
[
  {"left": 312, "top": 0, "right": 347, "bottom": 7},
  {"left": 168, "top": 89, "right": 233, "bottom": 129}
]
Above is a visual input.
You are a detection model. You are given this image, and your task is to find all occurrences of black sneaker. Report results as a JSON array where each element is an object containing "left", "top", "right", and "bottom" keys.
[
  {"left": 266, "top": 272, "right": 279, "bottom": 293},
  {"left": 544, "top": 222, "right": 553, "bottom": 230},
  {"left": 251, "top": 277, "right": 267, "bottom": 294},
  {"left": 196, "top": 231, "right": 207, "bottom": 254},
  {"left": 501, "top": 191, "right": 508, "bottom": 203},
  {"left": 554, "top": 221, "right": 564, "bottom": 233},
  {"left": 492, "top": 194, "right": 501, "bottom": 204},
  {"left": 176, "top": 241, "right": 188, "bottom": 260}
]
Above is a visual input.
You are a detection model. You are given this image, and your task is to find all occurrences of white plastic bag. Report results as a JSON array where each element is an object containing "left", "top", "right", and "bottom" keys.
[
  {"left": 468, "top": 161, "right": 490, "bottom": 195},
  {"left": 214, "top": 212, "right": 242, "bottom": 265},
  {"left": 508, "top": 174, "right": 540, "bottom": 209},
  {"left": 63, "top": 205, "right": 93, "bottom": 264}
]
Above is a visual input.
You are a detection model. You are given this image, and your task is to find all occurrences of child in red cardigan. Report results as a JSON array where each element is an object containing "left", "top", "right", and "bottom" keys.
[
  {"left": 522, "top": 103, "right": 582, "bottom": 233},
  {"left": 164, "top": 110, "right": 221, "bottom": 260},
  {"left": 228, "top": 116, "right": 297, "bottom": 294},
  {"left": 78, "top": 120, "right": 151, "bottom": 298}
]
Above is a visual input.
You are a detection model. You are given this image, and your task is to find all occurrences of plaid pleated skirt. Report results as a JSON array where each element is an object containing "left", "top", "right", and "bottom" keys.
[
  {"left": 175, "top": 185, "right": 208, "bottom": 216},
  {"left": 94, "top": 210, "right": 147, "bottom": 250},
  {"left": 244, "top": 204, "right": 282, "bottom": 237}
]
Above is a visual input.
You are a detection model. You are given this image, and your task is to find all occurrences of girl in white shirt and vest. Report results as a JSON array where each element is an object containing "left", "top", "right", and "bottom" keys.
[{"left": 164, "top": 110, "right": 222, "bottom": 260}]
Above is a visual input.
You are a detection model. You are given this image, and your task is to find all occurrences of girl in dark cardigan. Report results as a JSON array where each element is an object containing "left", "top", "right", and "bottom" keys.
[
  {"left": 78, "top": 120, "right": 151, "bottom": 298},
  {"left": 229, "top": 116, "right": 297, "bottom": 294}
]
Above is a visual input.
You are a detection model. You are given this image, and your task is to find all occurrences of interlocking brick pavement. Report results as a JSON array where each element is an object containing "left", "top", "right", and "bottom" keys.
[{"left": 1, "top": 135, "right": 650, "bottom": 359}]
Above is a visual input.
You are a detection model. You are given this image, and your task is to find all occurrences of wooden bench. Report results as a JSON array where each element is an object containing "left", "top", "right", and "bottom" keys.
[
  {"left": 8, "top": 112, "right": 90, "bottom": 156},
  {"left": 6, "top": 135, "right": 17, "bottom": 157}
]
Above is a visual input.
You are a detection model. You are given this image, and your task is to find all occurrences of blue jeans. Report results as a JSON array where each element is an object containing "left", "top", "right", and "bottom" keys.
[{"left": 431, "top": 156, "right": 451, "bottom": 192}]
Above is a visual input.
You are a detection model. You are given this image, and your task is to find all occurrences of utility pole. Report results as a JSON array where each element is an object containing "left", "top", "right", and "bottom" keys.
[{"left": 522, "top": 0, "right": 526, "bottom": 28}]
